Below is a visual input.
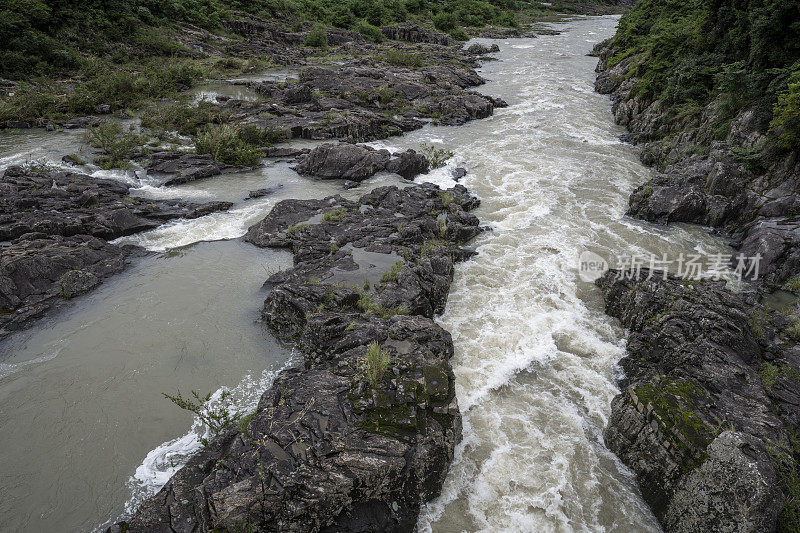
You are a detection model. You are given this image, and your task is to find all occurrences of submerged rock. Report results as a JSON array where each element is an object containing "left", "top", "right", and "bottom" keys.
[
  {"left": 124, "top": 183, "right": 483, "bottom": 532},
  {"left": 147, "top": 151, "right": 251, "bottom": 186}
]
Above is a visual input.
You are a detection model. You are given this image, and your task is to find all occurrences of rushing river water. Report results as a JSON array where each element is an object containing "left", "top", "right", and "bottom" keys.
[{"left": 0, "top": 15, "right": 737, "bottom": 533}]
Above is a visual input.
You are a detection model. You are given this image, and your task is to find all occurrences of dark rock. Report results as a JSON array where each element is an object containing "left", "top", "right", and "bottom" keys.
[
  {"left": 5, "top": 120, "right": 30, "bottom": 129},
  {"left": 295, "top": 143, "right": 430, "bottom": 181},
  {"left": 147, "top": 151, "right": 251, "bottom": 186},
  {"left": 124, "top": 183, "right": 483, "bottom": 532},
  {"left": 384, "top": 149, "right": 430, "bottom": 179},
  {"left": 0, "top": 167, "right": 232, "bottom": 337},
  {"left": 61, "top": 154, "right": 84, "bottom": 166},
  {"left": 63, "top": 116, "right": 102, "bottom": 129},
  {"left": 596, "top": 270, "right": 795, "bottom": 532},
  {"left": 381, "top": 22, "right": 453, "bottom": 45},
  {"left": 94, "top": 104, "right": 111, "bottom": 114},
  {"left": 451, "top": 167, "right": 467, "bottom": 180},
  {"left": 262, "top": 146, "right": 310, "bottom": 159},
  {"left": 247, "top": 184, "right": 283, "bottom": 199},
  {"left": 466, "top": 43, "right": 500, "bottom": 55}
]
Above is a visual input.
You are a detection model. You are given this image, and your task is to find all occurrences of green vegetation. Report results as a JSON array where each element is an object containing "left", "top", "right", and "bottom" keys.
[
  {"left": 194, "top": 124, "right": 274, "bottom": 166},
  {"left": 384, "top": 49, "right": 425, "bottom": 68},
  {"left": 322, "top": 207, "right": 347, "bottom": 222},
  {"left": 420, "top": 144, "right": 454, "bottom": 168},
  {"left": 83, "top": 121, "right": 143, "bottom": 169},
  {"left": 380, "top": 260, "right": 404, "bottom": 283},
  {"left": 786, "top": 276, "right": 800, "bottom": 294},
  {"left": 163, "top": 389, "right": 241, "bottom": 445},
  {"left": 304, "top": 24, "right": 328, "bottom": 49},
  {"left": 364, "top": 340, "right": 391, "bottom": 387},
  {"left": 608, "top": 0, "right": 800, "bottom": 148},
  {"left": 633, "top": 377, "right": 717, "bottom": 470},
  {"left": 357, "top": 290, "right": 409, "bottom": 318},
  {"left": 439, "top": 190, "right": 455, "bottom": 207}
]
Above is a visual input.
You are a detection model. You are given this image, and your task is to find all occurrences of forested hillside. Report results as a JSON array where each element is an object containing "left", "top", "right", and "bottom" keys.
[
  {"left": 1, "top": 0, "right": 622, "bottom": 79},
  {"left": 605, "top": 0, "right": 800, "bottom": 150}
]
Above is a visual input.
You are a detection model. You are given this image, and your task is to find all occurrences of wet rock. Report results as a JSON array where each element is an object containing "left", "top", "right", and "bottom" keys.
[
  {"left": 295, "top": 143, "right": 430, "bottom": 181},
  {"left": 451, "top": 167, "right": 467, "bottom": 180},
  {"left": 0, "top": 166, "right": 232, "bottom": 337},
  {"left": 61, "top": 154, "right": 84, "bottom": 166},
  {"left": 596, "top": 270, "right": 797, "bottom": 532},
  {"left": 262, "top": 146, "right": 310, "bottom": 159},
  {"left": 247, "top": 184, "right": 283, "bottom": 199},
  {"left": 63, "top": 116, "right": 102, "bottom": 129},
  {"left": 147, "top": 151, "right": 251, "bottom": 185},
  {"left": 0, "top": 234, "right": 131, "bottom": 338},
  {"left": 94, "top": 104, "right": 111, "bottom": 114},
  {"left": 466, "top": 43, "right": 500, "bottom": 55},
  {"left": 595, "top": 41, "right": 800, "bottom": 287},
  {"left": 125, "top": 183, "right": 483, "bottom": 532},
  {"left": 5, "top": 120, "right": 30, "bottom": 129}
]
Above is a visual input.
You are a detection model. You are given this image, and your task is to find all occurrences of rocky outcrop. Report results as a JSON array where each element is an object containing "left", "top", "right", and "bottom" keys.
[
  {"left": 594, "top": 40, "right": 800, "bottom": 288},
  {"left": 146, "top": 151, "right": 251, "bottom": 186},
  {"left": 242, "top": 56, "right": 505, "bottom": 143},
  {"left": 0, "top": 166, "right": 232, "bottom": 338},
  {"left": 295, "top": 143, "right": 429, "bottom": 181},
  {"left": 380, "top": 22, "right": 453, "bottom": 46},
  {"left": 597, "top": 270, "right": 799, "bottom": 532},
  {"left": 122, "top": 183, "right": 482, "bottom": 532}
]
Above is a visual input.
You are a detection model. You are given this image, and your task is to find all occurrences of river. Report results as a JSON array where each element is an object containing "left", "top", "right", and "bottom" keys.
[{"left": 0, "top": 15, "right": 734, "bottom": 533}]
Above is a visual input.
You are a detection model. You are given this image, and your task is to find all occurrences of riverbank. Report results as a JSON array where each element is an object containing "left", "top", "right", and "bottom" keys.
[{"left": 593, "top": 5, "right": 800, "bottom": 529}]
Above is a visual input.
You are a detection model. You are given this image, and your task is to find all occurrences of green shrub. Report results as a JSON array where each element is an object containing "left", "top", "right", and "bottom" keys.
[
  {"left": 771, "top": 70, "right": 800, "bottom": 150},
  {"left": 83, "top": 121, "right": 142, "bottom": 169},
  {"left": 380, "top": 260, "right": 404, "bottom": 283},
  {"left": 194, "top": 124, "right": 263, "bottom": 166},
  {"left": 434, "top": 12, "right": 457, "bottom": 32},
  {"left": 237, "top": 124, "right": 287, "bottom": 146},
  {"left": 357, "top": 20, "right": 385, "bottom": 43},
  {"left": 305, "top": 24, "right": 328, "bottom": 49},
  {"left": 0, "top": 83, "right": 63, "bottom": 122},
  {"left": 449, "top": 27, "right": 470, "bottom": 41},
  {"left": 163, "top": 389, "right": 241, "bottom": 445},
  {"left": 364, "top": 341, "right": 391, "bottom": 387},
  {"left": 420, "top": 144, "right": 454, "bottom": 168},
  {"left": 140, "top": 99, "right": 231, "bottom": 136},
  {"left": 383, "top": 50, "right": 425, "bottom": 68}
]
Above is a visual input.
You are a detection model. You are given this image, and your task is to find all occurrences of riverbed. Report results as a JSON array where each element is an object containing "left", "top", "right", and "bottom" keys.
[{"left": 0, "top": 15, "right": 736, "bottom": 533}]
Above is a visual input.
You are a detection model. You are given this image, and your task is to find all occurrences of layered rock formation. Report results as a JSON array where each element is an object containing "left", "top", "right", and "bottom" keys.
[
  {"left": 122, "top": 183, "right": 482, "bottom": 532},
  {"left": 0, "top": 166, "right": 231, "bottom": 338},
  {"left": 595, "top": 34, "right": 800, "bottom": 532},
  {"left": 597, "top": 270, "right": 798, "bottom": 532},
  {"left": 594, "top": 41, "right": 800, "bottom": 288}
]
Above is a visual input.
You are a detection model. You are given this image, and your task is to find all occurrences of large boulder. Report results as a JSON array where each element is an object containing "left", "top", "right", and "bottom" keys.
[{"left": 295, "top": 143, "right": 430, "bottom": 181}]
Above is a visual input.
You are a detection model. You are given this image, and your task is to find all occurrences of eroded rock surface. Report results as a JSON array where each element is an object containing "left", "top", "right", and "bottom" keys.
[
  {"left": 295, "top": 143, "right": 429, "bottom": 181},
  {"left": 0, "top": 166, "right": 232, "bottom": 338},
  {"left": 123, "top": 183, "right": 482, "bottom": 532},
  {"left": 595, "top": 40, "right": 800, "bottom": 288},
  {"left": 597, "top": 270, "right": 798, "bottom": 532},
  {"left": 147, "top": 151, "right": 251, "bottom": 186}
]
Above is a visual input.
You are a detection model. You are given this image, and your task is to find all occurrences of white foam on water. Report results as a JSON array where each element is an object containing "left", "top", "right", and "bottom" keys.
[
  {"left": 112, "top": 199, "right": 275, "bottom": 251},
  {"left": 114, "top": 352, "right": 298, "bottom": 526}
]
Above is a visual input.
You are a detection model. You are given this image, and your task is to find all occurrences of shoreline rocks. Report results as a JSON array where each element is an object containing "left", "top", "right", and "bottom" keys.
[
  {"left": 122, "top": 183, "right": 482, "bottom": 532},
  {"left": 594, "top": 40, "right": 800, "bottom": 290},
  {"left": 596, "top": 270, "right": 796, "bottom": 532},
  {"left": 0, "top": 166, "right": 232, "bottom": 339}
]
